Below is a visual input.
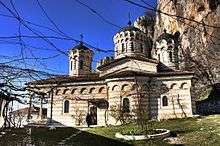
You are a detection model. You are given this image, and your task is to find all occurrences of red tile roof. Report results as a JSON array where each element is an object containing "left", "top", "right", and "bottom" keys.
[{"left": 28, "top": 73, "right": 101, "bottom": 85}]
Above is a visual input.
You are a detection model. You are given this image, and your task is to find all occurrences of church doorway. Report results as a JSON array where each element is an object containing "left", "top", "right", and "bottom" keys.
[{"left": 89, "top": 106, "right": 97, "bottom": 125}]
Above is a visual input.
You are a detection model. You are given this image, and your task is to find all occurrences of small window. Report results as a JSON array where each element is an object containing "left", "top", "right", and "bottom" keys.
[
  {"left": 79, "top": 60, "right": 83, "bottom": 69},
  {"left": 70, "top": 61, "right": 73, "bottom": 70},
  {"left": 122, "top": 98, "right": 130, "bottom": 113},
  {"left": 140, "top": 44, "right": 144, "bottom": 53},
  {"left": 122, "top": 43, "right": 125, "bottom": 52},
  {"left": 162, "top": 96, "right": 168, "bottom": 106},
  {"left": 79, "top": 56, "right": 84, "bottom": 69},
  {"left": 158, "top": 54, "right": 160, "bottom": 61},
  {"left": 64, "top": 100, "right": 69, "bottom": 113},
  {"left": 73, "top": 56, "right": 77, "bottom": 70},
  {"left": 169, "top": 51, "right": 173, "bottom": 62},
  {"left": 131, "top": 42, "right": 134, "bottom": 52}
]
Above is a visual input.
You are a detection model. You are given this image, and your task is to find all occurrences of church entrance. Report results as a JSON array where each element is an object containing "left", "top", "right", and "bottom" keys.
[{"left": 89, "top": 106, "right": 97, "bottom": 125}]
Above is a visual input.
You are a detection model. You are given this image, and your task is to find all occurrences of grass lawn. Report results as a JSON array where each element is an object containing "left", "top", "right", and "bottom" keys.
[
  {"left": 0, "top": 127, "right": 78, "bottom": 146},
  {"left": 85, "top": 115, "right": 220, "bottom": 146},
  {"left": 1, "top": 115, "right": 220, "bottom": 146}
]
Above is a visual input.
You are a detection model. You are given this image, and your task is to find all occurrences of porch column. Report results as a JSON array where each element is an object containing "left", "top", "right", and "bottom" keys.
[{"left": 39, "top": 95, "right": 43, "bottom": 120}]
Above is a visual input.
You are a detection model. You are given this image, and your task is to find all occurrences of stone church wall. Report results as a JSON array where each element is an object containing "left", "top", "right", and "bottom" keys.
[
  {"left": 154, "top": 78, "right": 193, "bottom": 120},
  {"left": 47, "top": 82, "right": 108, "bottom": 127}
]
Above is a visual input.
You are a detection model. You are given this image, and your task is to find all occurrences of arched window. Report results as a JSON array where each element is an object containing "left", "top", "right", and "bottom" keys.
[
  {"left": 162, "top": 96, "right": 168, "bottom": 106},
  {"left": 79, "top": 56, "right": 84, "bottom": 69},
  {"left": 158, "top": 54, "right": 160, "bottom": 61},
  {"left": 73, "top": 56, "right": 77, "bottom": 70},
  {"left": 131, "top": 42, "right": 134, "bottom": 52},
  {"left": 70, "top": 60, "right": 73, "bottom": 70},
  {"left": 169, "top": 51, "right": 173, "bottom": 62},
  {"left": 122, "top": 98, "right": 130, "bottom": 113},
  {"left": 122, "top": 43, "right": 125, "bottom": 52},
  {"left": 140, "top": 44, "right": 144, "bottom": 53},
  {"left": 64, "top": 100, "right": 69, "bottom": 113}
]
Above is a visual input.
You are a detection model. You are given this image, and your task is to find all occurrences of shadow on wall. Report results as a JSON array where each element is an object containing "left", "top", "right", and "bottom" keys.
[{"left": 196, "top": 83, "right": 220, "bottom": 115}]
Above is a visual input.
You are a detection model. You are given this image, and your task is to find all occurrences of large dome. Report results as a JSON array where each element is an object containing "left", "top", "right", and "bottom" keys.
[{"left": 113, "top": 23, "right": 150, "bottom": 59}]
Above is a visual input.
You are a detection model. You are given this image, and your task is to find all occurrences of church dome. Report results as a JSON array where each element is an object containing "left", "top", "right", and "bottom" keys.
[
  {"left": 113, "top": 23, "right": 150, "bottom": 59},
  {"left": 71, "top": 42, "right": 90, "bottom": 51},
  {"left": 118, "top": 25, "right": 141, "bottom": 33}
]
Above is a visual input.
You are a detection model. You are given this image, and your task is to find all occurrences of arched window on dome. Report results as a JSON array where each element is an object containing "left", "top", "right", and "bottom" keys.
[
  {"left": 169, "top": 51, "right": 173, "bottom": 62},
  {"left": 73, "top": 56, "right": 77, "bottom": 70},
  {"left": 70, "top": 60, "right": 73, "bottom": 71},
  {"left": 162, "top": 96, "right": 168, "bottom": 106},
  {"left": 79, "top": 56, "right": 84, "bottom": 69},
  {"left": 64, "top": 100, "right": 70, "bottom": 113},
  {"left": 158, "top": 54, "right": 160, "bottom": 61},
  {"left": 140, "top": 44, "right": 144, "bottom": 53},
  {"left": 122, "top": 98, "right": 130, "bottom": 113},
  {"left": 122, "top": 43, "right": 125, "bottom": 52},
  {"left": 131, "top": 42, "right": 134, "bottom": 52}
]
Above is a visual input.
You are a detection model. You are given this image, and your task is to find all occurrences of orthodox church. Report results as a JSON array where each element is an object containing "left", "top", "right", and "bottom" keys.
[{"left": 28, "top": 16, "right": 194, "bottom": 127}]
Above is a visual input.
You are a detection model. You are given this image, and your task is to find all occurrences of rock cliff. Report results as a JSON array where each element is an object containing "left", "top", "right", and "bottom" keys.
[{"left": 154, "top": 0, "right": 220, "bottom": 85}]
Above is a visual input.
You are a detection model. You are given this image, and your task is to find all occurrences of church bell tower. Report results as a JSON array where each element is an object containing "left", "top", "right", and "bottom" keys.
[{"left": 69, "top": 42, "right": 93, "bottom": 76}]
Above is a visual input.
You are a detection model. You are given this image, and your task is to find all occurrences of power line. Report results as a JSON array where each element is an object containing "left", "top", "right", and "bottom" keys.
[
  {"left": 123, "top": 0, "right": 220, "bottom": 29},
  {"left": 74, "top": 0, "right": 122, "bottom": 29}
]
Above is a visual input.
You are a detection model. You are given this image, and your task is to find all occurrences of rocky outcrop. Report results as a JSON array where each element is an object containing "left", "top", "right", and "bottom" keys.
[{"left": 153, "top": 0, "right": 220, "bottom": 84}]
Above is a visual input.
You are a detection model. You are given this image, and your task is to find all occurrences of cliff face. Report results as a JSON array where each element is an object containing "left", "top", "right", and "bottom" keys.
[
  {"left": 154, "top": 0, "right": 220, "bottom": 42},
  {"left": 154, "top": 0, "right": 220, "bottom": 84}
]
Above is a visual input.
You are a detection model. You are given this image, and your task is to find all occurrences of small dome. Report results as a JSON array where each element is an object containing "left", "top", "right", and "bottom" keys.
[
  {"left": 157, "top": 31, "right": 174, "bottom": 43},
  {"left": 118, "top": 26, "right": 141, "bottom": 33},
  {"left": 72, "top": 42, "right": 90, "bottom": 50},
  {"left": 113, "top": 23, "right": 150, "bottom": 59}
]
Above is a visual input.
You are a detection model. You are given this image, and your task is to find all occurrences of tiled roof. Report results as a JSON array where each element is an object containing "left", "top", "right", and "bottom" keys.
[
  {"left": 97, "top": 56, "right": 158, "bottom": 70},
  {"left": 71, "top": 42, "right": 90, "bottom": 50},
  {"left": 11, "top": 107, "right": 47, "bottom": 115},
  {"left": 28, "top": 73, "right": 101, "bottom": 85},
  {"left": 102, "top": 70, "right": 194, "bottom": 78}
]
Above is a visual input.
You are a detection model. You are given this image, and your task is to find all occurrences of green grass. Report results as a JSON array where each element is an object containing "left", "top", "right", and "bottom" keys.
[
  {"left": 0, "top": 127, "right": 77, "bottom": 146},
  {"left": 87, "top": 115, "right": 220, "bottom": 146},
  {"left": 1, "top": 115, "right": 220, "bottom": 146}
]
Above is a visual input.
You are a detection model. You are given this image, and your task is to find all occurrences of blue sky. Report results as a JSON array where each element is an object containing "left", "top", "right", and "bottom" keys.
[{"left": 0, "top": 0, "right": 156, "bottom": 75}]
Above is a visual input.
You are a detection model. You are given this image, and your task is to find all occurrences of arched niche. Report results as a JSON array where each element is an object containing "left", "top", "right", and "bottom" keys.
[
  {"left": 121, "top": 84, "right": 131, "bottom": 92},
  {"left": 98, "top": 87, "right": 105, "bottom": 93},
  {"left": 62, "top": 88, "right": 70, "bottom": 94},
  {"left": 180, "top": 82, "right": 188, "bottom": 89},
  {"left": 112, "top": 85, "right": 119, "bottom": 91},
  {"left": 89, "top": 87, "right": 96, "bottom": 94}
]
